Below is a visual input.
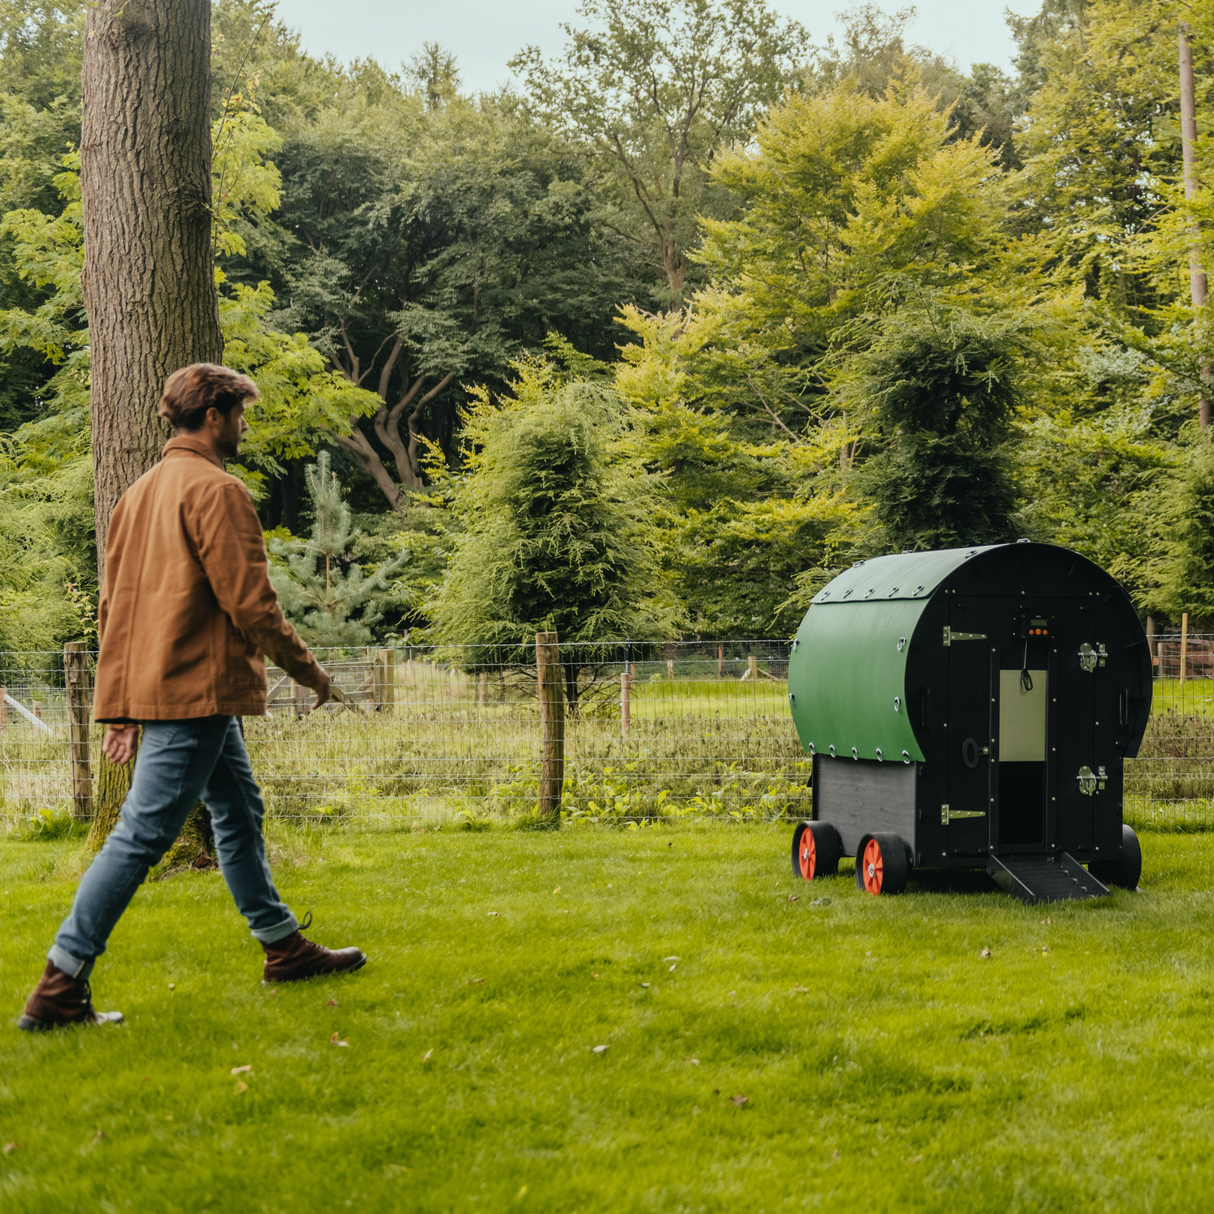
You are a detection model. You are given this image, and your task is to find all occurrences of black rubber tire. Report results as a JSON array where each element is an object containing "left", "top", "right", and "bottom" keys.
[
  {"left": 791, "top": 821, "right": 841, "bottom": 880},
  {"left": 855, "top": 832, "right": 910, "bottom": 896},
  {"left": 1089, "top": 824, "right": 1142, "bottom": 889}
]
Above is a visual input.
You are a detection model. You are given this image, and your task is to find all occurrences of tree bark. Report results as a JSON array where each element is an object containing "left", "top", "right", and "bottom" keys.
[
  {"left": 1180, "top": 22, "right": 1212, "bottom": 429},
  {"left": 82, "top": 0, "right": 223, "bottom": 582},
  {"left": 81, "top": 0, "right": 222, "bottom": 859}
]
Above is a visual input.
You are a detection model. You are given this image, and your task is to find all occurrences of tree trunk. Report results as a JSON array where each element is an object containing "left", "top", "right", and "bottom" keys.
[
  {"left": 81, "top": 0, "right": 222, "bottom": 859},
  {"left": 82, "top": 0, "right": 223, "bottom": 582}
]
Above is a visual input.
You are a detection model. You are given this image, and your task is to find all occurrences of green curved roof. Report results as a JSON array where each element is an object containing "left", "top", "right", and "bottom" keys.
[
  {"left": 810, "top": 545, "right": 1004, "bottom": 606},
  {"left": 791, "top": 545, "right": 1006, "bottom": 763}
]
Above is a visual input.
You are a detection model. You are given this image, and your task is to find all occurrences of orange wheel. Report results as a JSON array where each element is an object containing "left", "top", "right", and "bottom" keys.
[
  {"left": 798, "top": 828, "right": 816, "bottom": 880},
  {"left": 861, "top": 837, "right": 884, "bottom": 895},
  {"left": 790, "top": 821, "right": 840, "bottom": 881}
]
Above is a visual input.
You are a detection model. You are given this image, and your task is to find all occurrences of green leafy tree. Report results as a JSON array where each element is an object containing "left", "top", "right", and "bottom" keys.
[
  {"left": 268, "top": 451, "right": 407, "bottom": 647},
  {"left": 512, "top": 0, "right": 808, "bottom": 304},
  {"left": 432, "top": 364, "right": 681, "bottom": 707},
  {"left": 268, "top": 79, "right": 635, "bottom": 508}
]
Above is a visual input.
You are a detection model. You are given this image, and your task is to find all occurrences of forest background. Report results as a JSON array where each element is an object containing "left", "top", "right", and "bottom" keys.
[{"left": 2, "top": 0, "right": 1214, "bottom": 656}]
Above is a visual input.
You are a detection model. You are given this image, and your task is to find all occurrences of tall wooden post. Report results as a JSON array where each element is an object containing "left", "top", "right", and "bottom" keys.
[
  {"left": 1180, "top": 612, "right": 1190, "bottom": 685},
  {"left": 620, "top": 670, "right": 632, "bottom": 738},
  {"left": 1180, "top": 23, "right": 1212, "bottom": 429},
  {"left": 0, "top": 686, "right": 7, "bottom": 732},
  {"left": 536, "top": 632, "right": 565, "bottom": 824},
  {"left": 717, "top": 644, "right": 723, "bottom": 678},
  {"left": 64, "top": 643, "right": 94, "bottom": 819},
  {"left": 374, "top": 648, "right": 396, "bottom": 713}
]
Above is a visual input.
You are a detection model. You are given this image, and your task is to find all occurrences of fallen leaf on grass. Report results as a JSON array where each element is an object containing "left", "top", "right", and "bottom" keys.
[
  {"left": 728, "top": 991, "right": 737, "bottom": 998},
  {"left": 92, "top": 1131, "right": 106, "bottom": 1143},
  {"left": 269, "top": 988, "right": 279, "bottom": 999},
  {"left": 907, "top": 1155, "right": 923, "bottom": 1165},
  {"left": 980, "top": 948, "right": 991, "bottom": 959},
  {"left": 833, "top": 1150, "right": 842, "bottom": 1160},
  {"left": 1042, "top": 946, "right": 1051, "bottom": 954},
  {"left": 684, "top": 1058, "right": 699, "bottom": 1065},
  {"left": 592, "top": 972, "right": 599, "bottom": 979},
  {"left": 165, "top": 1115, "right": 173, "bottom": 1122},
  {"left": 487, "top": 912, "right": 501, "bottom": 917},
  {"left": 518, "top": 1186, "right": 528, "bottom": 1198},
  {"left": 330, "top": 1033, "right": 349, "bottom": 1047},
  {"left": 788, "top": 895, "right": 799, "bottom": 903},
  {"left": 327, "top": 998, "right": 339, "bottom": 1007},
  {"left": 467, "top": 977, "right": 486, "bottom": 985},
  {"left": 729, "top": 1095, "right": 749, "bottom": 1107},
  {"left": 553, "top": 886, "right": 562, "bottom": 894},
  {"left": 591, "top": 1044, "right": 608, "bottom": 1054},
  {"left": 386, "top": 1163, "right": 412, "bottom": 1175},
  {"left": 639, "top": 982, "right": 650, "bottom": 988},
  {"left": 1042, "top": 917, "right": 1052, "bottom": 925},
  {"left": 234, "top": 1081, "right": 248, "bottom": 1094},
  {"left": 662, "top": 956, "right": 680, "bottom": 962},
  {"left": 421, "top": 1049, "right": 433, "bottom": 1064},
  {"left": 669, "top": 963, "right": 677, "bottom": 972},
  {"left": 3, "top": 1143, "right": 18, "bottom": 1154},
  {"left": 230, "top": 1065, "right": 252, "bottom": 1075},
  {"left": 167, "top": 983, "right": 175, "bottom": 990}
]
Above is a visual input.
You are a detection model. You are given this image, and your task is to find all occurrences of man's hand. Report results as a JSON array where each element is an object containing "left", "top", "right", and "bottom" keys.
[
  {"left": 102, "top": 724, "right": 139, "bottom": 766},
  {"left": 313, "top": 667, "right": 332, "bottom": 710}
]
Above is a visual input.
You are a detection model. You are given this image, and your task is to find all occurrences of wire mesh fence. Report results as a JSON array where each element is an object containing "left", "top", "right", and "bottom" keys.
[{"left": 1, "top": 634, "right": 1211, "bottom": 829}]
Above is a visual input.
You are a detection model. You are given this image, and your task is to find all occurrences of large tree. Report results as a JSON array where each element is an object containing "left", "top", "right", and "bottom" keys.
[
  {"left": 82, "top": 0, "right": 222, "bottom": 579},
  {"left": 512, "top": 0, "right": 809, "bottom": 304}
]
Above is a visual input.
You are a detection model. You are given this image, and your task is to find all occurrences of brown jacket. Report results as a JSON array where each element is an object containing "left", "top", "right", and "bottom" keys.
[{"left": 93, "top": 434, "right": 323, "bottom": 722}]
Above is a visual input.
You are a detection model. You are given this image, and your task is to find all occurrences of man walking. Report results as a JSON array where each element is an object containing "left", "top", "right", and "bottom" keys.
[{"left": 18, "top": 364, "right": 366, "bottom": 1032}]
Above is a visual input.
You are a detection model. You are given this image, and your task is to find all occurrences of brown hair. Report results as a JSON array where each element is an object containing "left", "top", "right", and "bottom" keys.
[{"left": 158, "top": 363, "right": 259, "bottom": 432}]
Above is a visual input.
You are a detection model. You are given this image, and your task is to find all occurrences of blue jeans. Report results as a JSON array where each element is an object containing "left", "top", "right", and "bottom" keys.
[{"left": 50, "top": 716, "right": 297, "bottom": 978}]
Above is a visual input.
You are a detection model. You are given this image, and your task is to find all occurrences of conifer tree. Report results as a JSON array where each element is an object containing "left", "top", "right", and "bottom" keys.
[
  {"left": 432, "top": 371, "right": 681, "bottom": 708},
  {"left": 1150, "top": 438, "right": 1214, "bottom": 627},
  {"left": 268, "top": 452, "right": 406, "bottom": 648},
  {"left": 845, "top": 306, "right": 1031, "bottom": 552}
]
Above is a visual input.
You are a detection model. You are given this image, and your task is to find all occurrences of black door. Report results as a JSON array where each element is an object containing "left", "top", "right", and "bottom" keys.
[{"left": 944, "top": 599, "right": 993, "bottom": 856}]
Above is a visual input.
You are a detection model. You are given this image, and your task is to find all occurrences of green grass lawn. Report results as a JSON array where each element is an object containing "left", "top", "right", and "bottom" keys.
[{"left": 2, "top": 822, "right": 1214, "bottom": 1212}]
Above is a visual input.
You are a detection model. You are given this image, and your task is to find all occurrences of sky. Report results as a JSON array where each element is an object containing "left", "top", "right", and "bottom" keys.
[{"left": 272, "top": 0, "right": 1044, "bottom": 96}]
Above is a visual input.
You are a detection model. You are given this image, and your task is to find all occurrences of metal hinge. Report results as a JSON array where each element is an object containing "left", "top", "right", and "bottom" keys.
[
  {"left": 943, "top": 626, "right": 988, "bottom": 646},
  {"left": 942, "top": 803, "right": 987, "bottom": 824}
]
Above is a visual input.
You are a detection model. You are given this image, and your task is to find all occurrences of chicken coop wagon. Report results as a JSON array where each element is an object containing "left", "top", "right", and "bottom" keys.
[{"left": 786, "top": 542, "right": 1152, "bottom": 903}]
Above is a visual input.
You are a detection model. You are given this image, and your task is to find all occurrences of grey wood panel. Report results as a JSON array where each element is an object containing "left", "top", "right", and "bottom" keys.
[{"left": 816, "top": 757, "right": 917, "bottom": 856}]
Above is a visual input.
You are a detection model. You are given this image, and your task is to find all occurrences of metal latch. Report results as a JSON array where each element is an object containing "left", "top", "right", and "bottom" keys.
[
  {"left": 1076, "top": 765, "right": 1107, "bottom": 795},
  {"left": 943, "top": 626, "right": 988, "bottom": 646},
  {"left": 1078, "top": 642, "right": 1108, "bottom": 672},
  {"left": 942, "top": 803, "right": 987, "bottom": 824}
]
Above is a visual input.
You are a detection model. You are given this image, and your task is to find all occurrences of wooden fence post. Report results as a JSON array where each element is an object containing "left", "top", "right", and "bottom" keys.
[
  {"left": 536, "top": 632, "right": 565, "bottom": 824},
  {"left": 0, "top": 685, "right": 7, "bottom": 732},
  {"left": 64, "top": 642, "right": 93, "bottom": 819},
  {"left": 620, "top": 670, "right": 631, "bottom": 738},
  {"left": 374, "top": 648, "right": 396, "bottom": 712},
  {"left": 717, "top": 644, "right": 723, "bottom": 678},
  {"left": 1180, "top": 613, "right": 1189, "bottom": 686},
  {"left": 478, "top": 670, "right": 489, "bottom": 705}
]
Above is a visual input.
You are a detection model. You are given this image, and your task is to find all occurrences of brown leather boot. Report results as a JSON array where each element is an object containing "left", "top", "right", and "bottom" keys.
[
  {"left": 17, "top": 962, "right": 124, "bottom": 1032},
  {"left": 262, "top": 932, "right": 366, "bottom": 983}
]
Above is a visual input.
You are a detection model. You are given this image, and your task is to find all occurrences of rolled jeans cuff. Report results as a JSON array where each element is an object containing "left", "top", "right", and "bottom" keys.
[
  {"left": 253, "top": 913, "right": 298, "bottom": 945},
  {"left": 48, "top": 944, "right": 94, "bottom": 980}
]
